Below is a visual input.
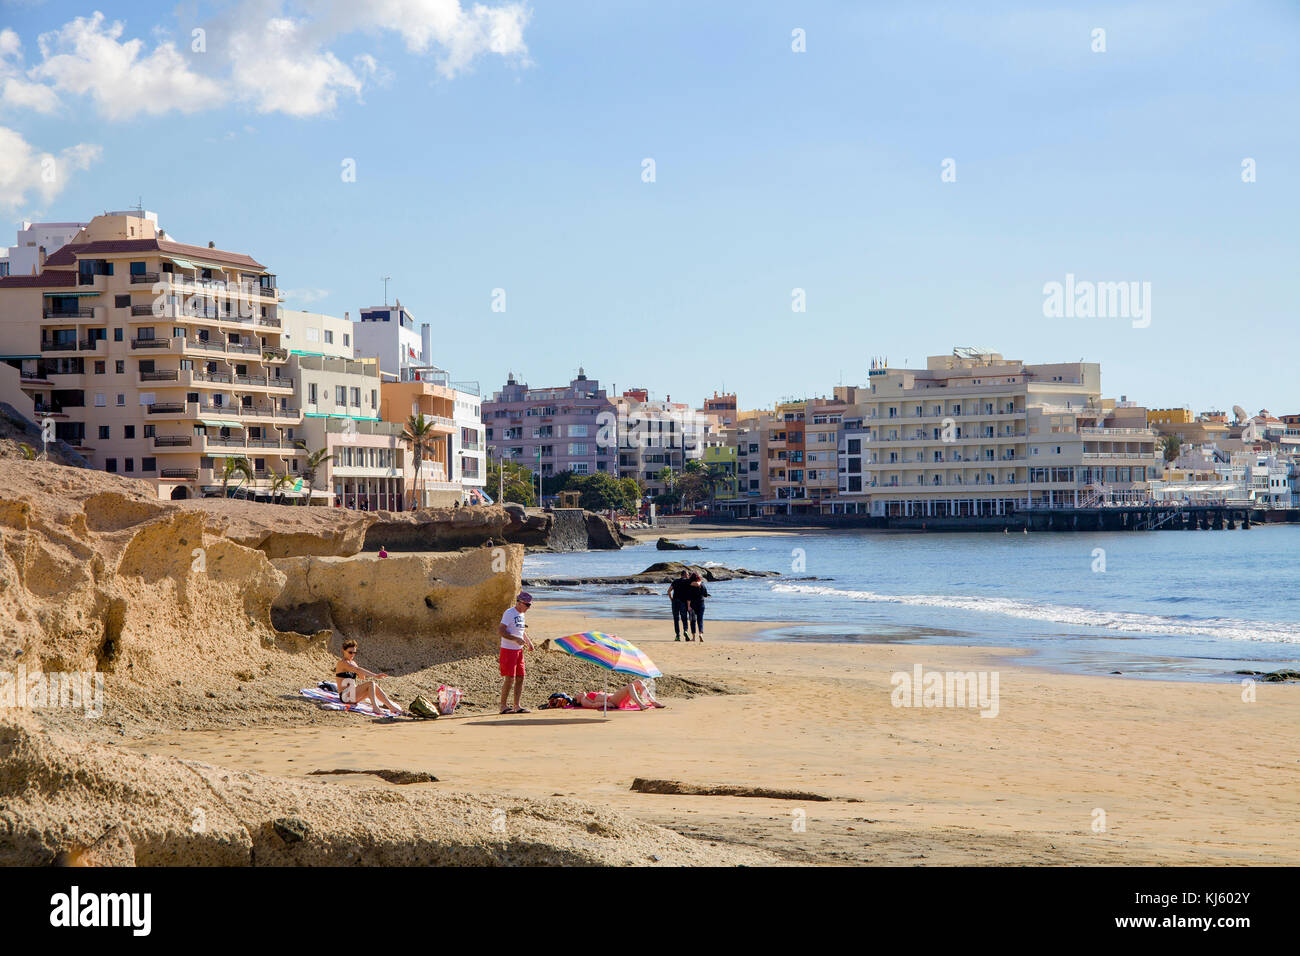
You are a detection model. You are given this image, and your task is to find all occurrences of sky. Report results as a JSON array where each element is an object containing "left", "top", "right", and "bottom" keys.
[{"left": 1, "top": 0, "right": 1297, "bottom": 414}]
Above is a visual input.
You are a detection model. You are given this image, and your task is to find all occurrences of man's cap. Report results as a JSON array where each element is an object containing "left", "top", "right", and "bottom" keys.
[{"left": 517, "top": 591, "right": 533, "bottom": 604}]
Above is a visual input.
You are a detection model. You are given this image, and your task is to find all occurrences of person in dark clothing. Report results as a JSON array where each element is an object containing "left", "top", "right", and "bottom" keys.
[
  {"left": 667, "top": 570, "right": 691, "bottom": 641},
  {"left": 685, "top": 571, "right": 709, "bottom": 642}
]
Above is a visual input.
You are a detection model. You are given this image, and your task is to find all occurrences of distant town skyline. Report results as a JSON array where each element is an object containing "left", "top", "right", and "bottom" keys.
[{"left": 2, "top": 2, "right": 1296, "bottom": 414}]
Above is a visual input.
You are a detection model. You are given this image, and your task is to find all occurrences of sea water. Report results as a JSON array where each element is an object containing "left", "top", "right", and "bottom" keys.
[{"left": 523, "top": 526, "right": 1300, "bottom": 681}]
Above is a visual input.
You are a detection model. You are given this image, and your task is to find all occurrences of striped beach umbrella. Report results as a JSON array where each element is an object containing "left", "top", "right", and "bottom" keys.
[{"left": 552, "top": 631, "right": 662, "bottom": 679}]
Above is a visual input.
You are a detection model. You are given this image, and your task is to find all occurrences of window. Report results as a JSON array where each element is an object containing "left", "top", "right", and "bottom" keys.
[
  {"left": 124, "top": 459, "right": 134, "bottom": 473},
  {"left": 370, "top": 389, "right": 377, "bottom": 407},
  {"left": 124, "top": 425, "right": 135, "bottom": 439},
  {"left": 568, "top": 442, "right": 588, "bottom": 455},
  {"left": 115, "top": 294, "right": 130, "bottom": 308},
  {"left": 105, "top": 459, "right": 117, "bottom": 473},
  {"left": 94, "top": 393, "right": 106, "bottom": 407},
  {"left": 335, "top": 386, "right": 345, "bottom": 405},
  {"left": 572, "top": 462, "right": 589, "bottom": 474},
  {"left": 308, "top": 383, "right": 318, "bottom": 404},
  {"left": 94, "top": 361, "right": 105, "bottom": 374},
  {"left": 113, "top": 328, "right": 123, "bottom": 342},
  {"left": 144, "top": 425, "right": 155, "bottom": 438},
  {"left": 350, "top": 387, "right": 360, "bottom": 406},
  {"left": 344, "top": 334, "right": 350, "bottom": 347},
  {"left": 324, "top": 330, "right": 334, "bottom": 344},
  {"left": 115, "top": 361, "right": 124, "bottom": 374},
  {"left": 116, "top": 394, "right": 125, "bottom": 406},
  {"left": 142, "top": 457, "right": 156, "bottom": 472},
  {"left": 306, "top": 328, "right": 320, "bottom": 342},
  {"left": 569, "top": 424, "right": 589, "bottom": 437},
  {"left": 98, "top": 426, "right": 110, "bottom": 440}
]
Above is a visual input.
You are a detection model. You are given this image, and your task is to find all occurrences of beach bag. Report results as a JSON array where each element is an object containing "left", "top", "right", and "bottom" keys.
[
  {"left": 408, "top": 695, "right": 439, "bottom": 719},
  {"left": 436, "top": 685, "right": 463, "bottom": 715}
]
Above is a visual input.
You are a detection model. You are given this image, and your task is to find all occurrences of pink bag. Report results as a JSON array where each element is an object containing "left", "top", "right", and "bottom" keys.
[{"left": 436, "top": 685, "right": 463, "bottom": 715}]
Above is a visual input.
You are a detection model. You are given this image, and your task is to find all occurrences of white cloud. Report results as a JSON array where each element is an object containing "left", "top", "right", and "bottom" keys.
[
  {"left": 32, "top": 13, "right": 223, "bottom": 121},
  {"left": 1, "top": 1, "right": 530, "bottom": 123},
  {"left": 0, "top": 125, "right": 101, "bottom": 213},
  {"left": 330, "top": 0, "right": 532, "bottom": 78},
  {"left": 227, "top": 16, "right": 370, "bottom": 116},
  {"left": 0, "top": 28, "right": 61, "bottom": 114}
]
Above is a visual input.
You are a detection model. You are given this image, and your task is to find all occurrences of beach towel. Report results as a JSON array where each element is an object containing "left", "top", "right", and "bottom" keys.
[{"left": 299, "top": 687, "right": 400, "bottom": 717}]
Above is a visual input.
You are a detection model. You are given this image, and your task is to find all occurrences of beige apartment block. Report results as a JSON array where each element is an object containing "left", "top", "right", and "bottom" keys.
[
  {"left": 0, "top": 213, "right": 299, "bottom": 500},
  {"left": 853, "top": 349, "right": 1160, "bottom": 517}
]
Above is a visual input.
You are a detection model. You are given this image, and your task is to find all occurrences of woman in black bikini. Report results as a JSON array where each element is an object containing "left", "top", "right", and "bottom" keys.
[{"left": 334, "top": 639, "right": 403, "bottom": 716}]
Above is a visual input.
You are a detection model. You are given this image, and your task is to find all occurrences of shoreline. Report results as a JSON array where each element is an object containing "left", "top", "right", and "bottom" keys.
[{"left": 133, "top": 607, "right": 1300, "bottom": 865}]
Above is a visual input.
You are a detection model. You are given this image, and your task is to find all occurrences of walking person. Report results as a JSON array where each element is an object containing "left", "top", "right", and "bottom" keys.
[
  {"left": 685, "top": 571, "right": 709, "bottom": 642},
  {"left": 498, "top": 591, "right": 536, "bottom": 713},
  {"left": 667, "top": 570, "right": 691, "bottom": 641}
]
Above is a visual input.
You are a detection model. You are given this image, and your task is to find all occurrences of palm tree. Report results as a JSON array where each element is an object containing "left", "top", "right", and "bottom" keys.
[
  {"left": 269, "top": 470, "right": 292, "bottom": 504},
  {"left": 401, "top": 413, "right": 436, "bottom": 510},
  {"left": 299, "top": 447, "right": 334, "bottom": 505},
  {"left": 700, "top": 463, "right": 730, "bottom": 512},
  {"left": 220, "top": 456, "right": 254, "bottom": 498}
]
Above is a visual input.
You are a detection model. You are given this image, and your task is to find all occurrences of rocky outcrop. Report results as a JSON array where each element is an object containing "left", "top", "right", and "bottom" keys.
[
  {"left": 178, "top": 498, "right": 373, "bottom": 558},
  {"left": 656, "top": 537, "right": 701, "bottom": 551},
  {"left": 363, "top": 505, "right": 513, "bottom": 552},
  {"left": 271, "top": 548, "right": 522, "bottom": 657},
  {"left": 524, "top": 561, "right": 779, "bottom": 586},
  {"left": 500, "top": 506, "right": 630, "bottom": 552},
  {"left": 0, "top": 713, "right": 772, "bottom": 866}
]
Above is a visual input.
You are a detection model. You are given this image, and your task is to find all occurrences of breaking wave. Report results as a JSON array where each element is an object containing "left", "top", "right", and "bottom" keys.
[{"left": 770, "top": 583, "right": 1300, "bottom": 644}]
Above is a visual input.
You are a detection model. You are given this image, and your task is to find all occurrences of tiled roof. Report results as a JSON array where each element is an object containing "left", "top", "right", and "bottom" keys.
[
  {"left": 43, "top": 238, "right": 265, "bottom": 271},
  {"left": 0, "top": 271, "right": 76, "bottom": 288}
]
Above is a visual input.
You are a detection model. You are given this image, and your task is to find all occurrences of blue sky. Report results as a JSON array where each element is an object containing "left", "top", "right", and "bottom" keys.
[{"left": 2, "top": 1, "right": 1297, "bottom": 413}]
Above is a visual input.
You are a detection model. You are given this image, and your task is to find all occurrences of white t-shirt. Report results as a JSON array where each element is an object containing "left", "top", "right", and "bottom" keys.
[{"left": 500, "top": 607, "right": 527, "bottom": 649}]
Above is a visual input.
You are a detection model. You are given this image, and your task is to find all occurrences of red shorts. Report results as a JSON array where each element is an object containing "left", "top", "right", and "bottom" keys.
[{"left": 499, "top": 647, "right": 526, "bottom": 677}]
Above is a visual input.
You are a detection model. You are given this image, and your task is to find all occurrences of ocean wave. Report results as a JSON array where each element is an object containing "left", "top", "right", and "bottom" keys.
[{"left": 770, "top": 583, "right": 1300, "bottom": 644}]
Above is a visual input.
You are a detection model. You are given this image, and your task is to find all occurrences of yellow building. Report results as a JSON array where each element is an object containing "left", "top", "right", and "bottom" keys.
[
  {"left": 0, "top": 212, "right": 300, "bottom": 500},
  {"left": 1147, "top": 407, "right": 1193, "bottom": 426}
]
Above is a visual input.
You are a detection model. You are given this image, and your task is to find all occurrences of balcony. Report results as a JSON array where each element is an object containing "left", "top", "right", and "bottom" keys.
[
  {"left": 130, "top": 272, "right": 161, "bottom": 284},
  {"left": 43, "top": 308, "right": 94, "bottom": 319},
  {"left": 131, "top": 337, "right": 170, "bottom": 349},
  {"left": 78, "top": 337, "right": 106, "bottom": 351},
  {"left": 140, "top": 370, "right": 180, "bottom": 383},
  {"left": 153, "top": 435, "right": 193, "bottom": 447},
  {"left": 160, "top": 468, "right": 198, "bottom": 480}
]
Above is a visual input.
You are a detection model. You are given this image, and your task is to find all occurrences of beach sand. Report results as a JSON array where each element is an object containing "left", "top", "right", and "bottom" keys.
[{"left": 133, "top": 604, "right": 1300, "bottom": 865}]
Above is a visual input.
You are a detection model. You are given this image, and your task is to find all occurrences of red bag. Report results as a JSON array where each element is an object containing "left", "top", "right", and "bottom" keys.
[{"left": 436, "top": 685, "right": 463, "bottom": 715}]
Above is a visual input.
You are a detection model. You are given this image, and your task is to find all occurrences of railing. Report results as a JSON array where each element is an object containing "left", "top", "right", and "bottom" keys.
[
  {"left": 130, "top": 273, "right": 160, "bottom": 284},
  {"left": 131, "top": 338, "right": 169, "bottom": 349},
  {"left": 153, "top": 436, "right": 193, "bottom": 447},
  {"left": 192, "top": 371, "right": 232, "bottom": 384},
  {"left": 41, "top": 340, "right": 77, "bottom": 351},
  {"left": 160, "top": 468, "right": 198, "bottom": 479},
  {"left": 146, "top": 403, "right": 186, "bottom": 414},
  {"left": 78, "top": 338, "right": 104, "bottom": 350},
  {"left": 1080, "top": 427, "right": 1153, "bottom": 436},
  {"left": 43, "top": 308, "right": 94, "bottom": 319},
  {"left": 130, "top": 304, "right": 157, "bottom": 316},
  {"left": 257, "top": 317, "right": 282, "bottom": 328}
]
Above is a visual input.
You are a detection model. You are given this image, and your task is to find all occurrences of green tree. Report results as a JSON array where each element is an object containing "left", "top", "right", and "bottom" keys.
[
  {"left": 269, "top": 470, "right": 292, "bottom": 504},
  {"left": 401, "top": 413, "right": 437, "bottom": 508},
  {"left": 1161, "top": 434, "right": 1182, "bottom": 462},
  {"left": 542, "top": 469, "right": 575, "bottom": 497},
  {"left": 487, "top": 456, "right": 537, "bottom": 506},
  {"left": 221, "top": 456, "right": 254, "bottom": 498},
  {"left": 299, "top": 447, "right": 334, "bottom": 505}
]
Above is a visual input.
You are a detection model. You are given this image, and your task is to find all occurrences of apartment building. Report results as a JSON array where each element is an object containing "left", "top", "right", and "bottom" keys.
[
  {"left": 701, "top": 391, "right": 738, "bottom": 428},
  {"left": 482, "top": 370, "right": 615, "bottom": 479},
  {"left": 615, "top": 389, "right": 703, "bottom": 495},
  {"left": 804, "top": 398, "right": 848, "bottom": 513},
  {"left": 857, "top": 349, "right": 1160, "bottom": 517},
  {"left": 0, "top": 212, "right": 299, "bottom": 500},
  {"left": 700, "top": 440, "right": 739, "bottom": 502},
  {"left": 351, "top": 302, "right": 425, "bottom": 381}
]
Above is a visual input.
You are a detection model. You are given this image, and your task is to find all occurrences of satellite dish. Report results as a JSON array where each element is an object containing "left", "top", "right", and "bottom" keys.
[{"left": 1232, "top": 405, "right": 1247, "bottom": 424}]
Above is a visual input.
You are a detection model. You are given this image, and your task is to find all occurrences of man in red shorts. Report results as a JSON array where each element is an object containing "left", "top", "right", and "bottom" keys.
[{"left": 497, "top": 591, "right": 535, "bottom": 714}]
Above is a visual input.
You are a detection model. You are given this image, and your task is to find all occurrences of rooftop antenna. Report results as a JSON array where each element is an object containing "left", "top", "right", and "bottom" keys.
[{"left": 381, "top": 275, "right": 391, "bottom": 306}]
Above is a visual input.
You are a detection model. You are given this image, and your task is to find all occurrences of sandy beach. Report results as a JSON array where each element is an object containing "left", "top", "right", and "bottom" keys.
[{"left": 135, "top": 604, "right": 1300, "bottom": 866}]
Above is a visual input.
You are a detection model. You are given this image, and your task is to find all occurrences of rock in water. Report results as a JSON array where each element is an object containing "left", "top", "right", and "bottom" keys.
[{"left": 656, "top": 537, "right": 701, "bottom": 551}]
